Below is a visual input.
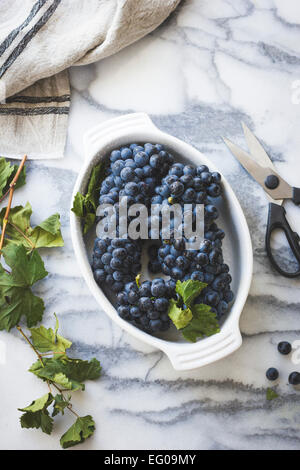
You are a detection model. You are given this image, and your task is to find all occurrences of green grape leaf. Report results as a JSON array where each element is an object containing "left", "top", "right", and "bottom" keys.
[
  {"left": 71, "top": 192, "right": 85, "bottom": 218},
  {"left": 61, "top": 357, "right": 102, "bottom": 383},
  {"left": 83, "top": 213, "right": 96, "bottom": 234},
  {"left": 0, "top": 158, "right": 15, "bottom": 196},
  {"left": 181, "top": 303, "right": 220, "bottom": 343},
  {"left": 86, "top": 162, "right": 105, "bottom": 210},
  {"left": 176, "top": 280, "right": 207, "bottom": 307},
  {"left": 29, "top": 356, "right": 101, "bottom": 391},
  {"left": 52, "top": 394, "right": 71, "bottom": 417},
  {"left": 29, "top": 314, "right": 72, "bottom": 353},
  {"left": 0, "top": 202, "right": 64, "bottom": 250},
  {"left": 168, "top": 298, "right": 193, "bottom": 330},
  {"left": 29, "top": 359, "right": 83, "bottom": 391},
  {"left": 60, "top": 415, "right": 95, "bottom": 449},
  {"left": 0, "top": 157, "right": 26, "bottom": 197},
  {"left": 0, "top": 245, "right": 47, "bottom": 331},
  {"left": 71, "top": 161, "right": 105, "bottom": 234},
  {"left": 18, "top": 393, "right": 54, "bottom": 435}
]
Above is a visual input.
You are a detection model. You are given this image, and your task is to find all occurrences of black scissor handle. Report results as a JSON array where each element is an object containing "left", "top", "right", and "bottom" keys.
[
  {"left": 266, "top": 203, "right": 300, "bottom": 278},
  {"left": 293, "top": 187, "right": 300, "bottom": 205}
]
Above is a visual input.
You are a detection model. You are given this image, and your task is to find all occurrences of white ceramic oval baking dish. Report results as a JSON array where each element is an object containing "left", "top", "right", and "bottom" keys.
[{"left": 70, "top": 113, "right": 253, "bottom": 371}]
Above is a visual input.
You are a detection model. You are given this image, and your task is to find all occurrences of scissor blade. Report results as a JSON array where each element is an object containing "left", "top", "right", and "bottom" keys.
[
  {"left": 223, "top": 137, "right": 292, "bottom": 201},
  {"left": 223, "top": 137, "right": 265, "bottom": 180},
  {"left": 241, "top": 122, "right": 276, "bottom": 170}
]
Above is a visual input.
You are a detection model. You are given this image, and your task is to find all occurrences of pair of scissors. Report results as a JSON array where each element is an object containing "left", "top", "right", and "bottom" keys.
[{"left": 223, "top": 123, "right": 300, "bottom": 278}]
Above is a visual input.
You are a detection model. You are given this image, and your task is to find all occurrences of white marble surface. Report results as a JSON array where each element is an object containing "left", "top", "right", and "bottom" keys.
[{"left": 2, "top": 0, "right": 300, "bottom": 450}]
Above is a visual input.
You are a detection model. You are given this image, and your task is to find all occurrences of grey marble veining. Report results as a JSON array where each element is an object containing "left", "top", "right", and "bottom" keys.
[{"left": 1, "top": 0, "right": 300, "bottom": 450}]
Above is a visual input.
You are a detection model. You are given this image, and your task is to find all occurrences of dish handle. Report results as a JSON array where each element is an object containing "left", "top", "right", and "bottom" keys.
[
  {"left": 83, "top": 113, "right": 159, "bottom": 161},
  {"left": 161, "top": 328, "right": 242, "bottom": 371}
]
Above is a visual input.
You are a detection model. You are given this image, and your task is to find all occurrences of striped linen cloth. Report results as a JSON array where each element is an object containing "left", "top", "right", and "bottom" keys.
[{"left": 0, "top": 0, "right": 180, "bottom": 159}]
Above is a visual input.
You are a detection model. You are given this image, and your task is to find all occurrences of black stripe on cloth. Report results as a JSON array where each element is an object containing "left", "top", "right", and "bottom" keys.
[
  {"left": 0, "top": 0, "right": 49, "bottom": 58},
  {"left": 0, "top": 0, "right": 61, "bottom": 79},
  {"left": 0, "top": 106, "right": 69, "bottom": 116},
  {"left": 6, "top": 94, "right": 71, "bottom": 104}
]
